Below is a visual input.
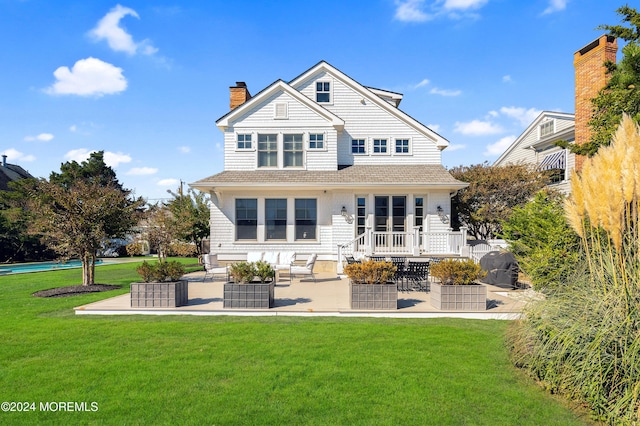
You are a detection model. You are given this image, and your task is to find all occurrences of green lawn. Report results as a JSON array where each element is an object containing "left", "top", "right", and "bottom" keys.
[{"left": 0, "top": 259, "right": 591, "bottom": 425}]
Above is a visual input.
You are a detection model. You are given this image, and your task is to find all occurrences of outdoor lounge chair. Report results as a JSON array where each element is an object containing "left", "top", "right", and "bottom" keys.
[
  {"left": 290, "top": 253, "right": 317, "bottom": 282},
  {"left": 203, "top": 254, "right": 228, "bottom": 282}
]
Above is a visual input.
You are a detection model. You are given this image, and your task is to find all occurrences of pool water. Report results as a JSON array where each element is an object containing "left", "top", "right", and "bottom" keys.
[{"left": 0, "top": 259, "right": 106, "bottom": 275}]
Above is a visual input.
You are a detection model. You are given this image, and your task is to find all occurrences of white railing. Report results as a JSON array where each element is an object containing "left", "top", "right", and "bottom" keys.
[{"left": 371, "top": 231, "right": 413, "bottom": 254}]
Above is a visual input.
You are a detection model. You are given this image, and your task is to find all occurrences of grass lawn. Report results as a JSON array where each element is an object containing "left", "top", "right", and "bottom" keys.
[{"left": 0, "top": 258, "right": 592, "bottom": 425}]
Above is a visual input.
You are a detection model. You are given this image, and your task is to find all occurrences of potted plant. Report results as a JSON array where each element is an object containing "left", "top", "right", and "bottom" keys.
[
  {"left": 429, "top": 259, "right": 487, "bottom": 311},
  {"left": 130, "top": 260, "right": 188, "bottom": 308},
  {"left": 224, "top": 261, "right": 275, "bottom": 309},
  {"left": 344, "top": 260, "right": 398, "bottom": 310}
]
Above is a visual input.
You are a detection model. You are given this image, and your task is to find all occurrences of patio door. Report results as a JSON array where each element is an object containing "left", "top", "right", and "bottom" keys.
[{"left": 374, "top": 196, "right": 406, "bottom": 249}]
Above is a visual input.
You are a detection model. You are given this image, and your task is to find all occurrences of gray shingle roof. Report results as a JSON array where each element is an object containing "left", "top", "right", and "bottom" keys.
[
  {"left": 191, "top": 164, "right": 467, "bottom": 190},
  {"left": 0, "top": 164, "right": 34, "bottom": 191}
]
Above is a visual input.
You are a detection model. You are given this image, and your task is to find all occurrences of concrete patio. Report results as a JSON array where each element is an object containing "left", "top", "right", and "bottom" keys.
[{"left": 74, "top": 271, "right": 534, "bottom": 319}]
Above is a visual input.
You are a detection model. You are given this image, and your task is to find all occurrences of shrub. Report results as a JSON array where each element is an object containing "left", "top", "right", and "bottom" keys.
[
  {"left": 254, "top": 261, "right": 275, "bottom": 283},
  {"left": 126, "top": 242, "right": 144, "bottom": 257},
  {"left": 167, "top": 242, "right": 198, "bottom": 257},
  {"left": 229, "top": 262, "right": 257, "bottom": 284},
  {"left": 135, "top": 260, "right": 185, "bottom": 282},
  {"left": 344, "top": 260, "right": 396, "bottom": 284},
  {"left": 430, "top": 259, "right": 485, "bottom": 285}
]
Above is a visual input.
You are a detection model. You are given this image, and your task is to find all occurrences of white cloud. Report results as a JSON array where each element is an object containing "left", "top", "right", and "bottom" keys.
[
  {"left": 502, "top": 75, "right": 512, "bottom": 83},
  {"left": 443, "top": 0, "right": 488, "bottom": 10},
  {"left": 103, "top": 151, "right": 132, "bottom": 168},
  {"left": 427, "top": 123, "right": 441, "bottom": 133},
  {"left": 24, "top": 133, "right": 54, "bottom": 142},
  {"left": 157, "top": 178, "right": 179, "bottom": 187},
  {"left": 445, "top": 144, "right": 466, "bottom": 151},
  {"left": 488, "top": 110, "right": 499, "bottom": 118},
  {"left": 64, "top": 149, "right": 131, "bottom": 168},
  {"left": 543, "top": 0, "right": 567, "bottom": 15},
  {"left": 69, "top": 125, "right": 77, "bottom": 132},
  {"left": 45, "top": 57, "right": 127, "bottom": 97},
  {"left": 430, "top": 87, "right": 462, "bottom": 97},
  {"left": 414, "top": 78, "right": 430, "bottom": 89},
  {"left": 394, "top": 0, "right": 431, "bottom": 22},
  {"left": 215, "top": 142, "right": 223, "bottom": 152},
  {"left": 1, "top": 148, "right": 35, "bottom": 162},
  {"left": 127, "top": 167, "right": 158, "bottom": 176},
  {"left": 178, "top": 146, "right": 191, "bottom": 154},
  {"left": 485, "top": 135, "right": 516, "bottom": 156},
  {"left": 89, "top": 4, "right": 158, "bottom": 55},
  {"left": 500, "top": 106, "right": 542, "bottom": 127},
  {"left": 454, "top": 119, "right": 503, "bottom": 136}
]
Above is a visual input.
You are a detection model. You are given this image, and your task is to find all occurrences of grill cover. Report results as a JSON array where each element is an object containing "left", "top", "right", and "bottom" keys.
[{"left": 479, "top": 251, "right": 518, "bottom": 288}]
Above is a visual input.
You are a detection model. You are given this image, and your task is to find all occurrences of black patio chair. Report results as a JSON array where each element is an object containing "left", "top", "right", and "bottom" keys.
[
  {"left": 369, "top": 256, "right": 387, "bottom": 262},
  {"left": 344, "top": 255, "right": 361, "bottom": 265},
  {"left": 405, "top": 261, "right": 430, "bottom": 291}
]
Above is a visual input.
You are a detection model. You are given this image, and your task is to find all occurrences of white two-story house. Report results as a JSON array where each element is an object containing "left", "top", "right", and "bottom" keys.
[
  {"left": 191, "top": 61, "right": 467, "bottom": 272},
  {"left": 493, "top": 111, "right": 575, "bottom": 194}
]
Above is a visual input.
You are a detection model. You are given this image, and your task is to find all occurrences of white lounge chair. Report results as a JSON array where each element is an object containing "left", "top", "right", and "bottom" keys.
[
  {"left": 203, "top": 254, "right": 228, "bottom": 282},
  {"left": 290, "top": 253, "right": 317, "bottom": 282}
]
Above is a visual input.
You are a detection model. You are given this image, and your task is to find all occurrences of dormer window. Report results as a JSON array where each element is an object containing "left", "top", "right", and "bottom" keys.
[
  {"left": 539, "top": 120, "right": 554, "bottom": 139},
  {"left": 316, "top": 81, "right": 331, "bottom": 103}
]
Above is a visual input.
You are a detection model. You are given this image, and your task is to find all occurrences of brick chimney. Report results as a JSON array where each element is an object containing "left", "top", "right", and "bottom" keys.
[
  {"left": 573, "top": 35, "right": 618, "bottom": 170},
  {"left": 229, "top": 82, "right": 251, "bottom": 110}
]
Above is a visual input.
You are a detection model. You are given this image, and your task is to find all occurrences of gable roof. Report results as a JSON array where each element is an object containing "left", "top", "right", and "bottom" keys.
[
  {"left": 493, "top": 111, "right": 575, "bottom": 166},
  {"left": 0, "top": 163, "right": 34, "bottom": 191},
  {"left": 288, "top": 61, "right": 449, "bottom": 150},
  {"left": 216, "top": 79, "right": 345, "bottom": 131},
  {"left": 191, "top": 164, "right": 467, "bottom": 191}
]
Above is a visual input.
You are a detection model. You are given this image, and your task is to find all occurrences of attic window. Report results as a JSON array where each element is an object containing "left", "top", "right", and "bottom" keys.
[
  {"left": 316, "top": 81, "right": 331, "bottom": 103},
  {"left": 274, "top": 102, "right": 288, "bottom": 119},
  {"left": 539, "top": 120, "right": 554, "bottom": 139}
]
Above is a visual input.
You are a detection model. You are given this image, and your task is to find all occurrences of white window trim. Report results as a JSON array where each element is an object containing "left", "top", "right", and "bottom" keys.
[
  {"left": 283, "top": 133, "right": 305, "bottom": 169},
  {"left": 235, "top": 132, "right": 255, "bottom": 152},
  {"left": 256, "top": 133, "right": 279, "bottom": 169},
  {"left": 351, "top": 137, "right": 367, "bottom": 155},
  {"left": 315, "top": 80, "right": 333, "bottom": 105},
  {"left": 371, "top": 137, "right": 390, "bottom": 156},
  {"left": 393, "top": 138, "right": 412, "bottom": 156},
  {"left": 539, "top": 119, "right": 555, "bottom": 139},
  {"left": 308, "top": 132, "right": 327, "bottom": 151}
]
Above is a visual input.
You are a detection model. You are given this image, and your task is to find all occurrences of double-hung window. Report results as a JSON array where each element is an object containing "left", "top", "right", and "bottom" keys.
[
  {"left": 237, "top": 134, "right": 252, "bottom": 150},
  {"left": 539, "top": 120, "right": 554, "bottom": 139},
  {"left": 316, "top": 82, "right": 330, "bottom": 103},
  {"left": 309, "top": 133, "right": 324, "bottom": 150},
  {"left": 395, "top": 139, "right": 409, "bottom": 154},
  {"left": 236, "top": 199, "right": 257, "bottom": 240},
  {"left": 284, "top": 134, "right": 303, "bottom": 167},
  {"left": 295, "top": 199, "right": 317, "bottom": 240},
  {"left": 265, "top": 199, "right": 287, "bottom": 240},
  {"left": 373, "top": 138, "right": 388, "bottom": 154},
  {"left": 258, "top": 134, "right": 278, "bottom": 167},
  {"left": 351, "top": 138, "right": 366, "bottom": 154}
]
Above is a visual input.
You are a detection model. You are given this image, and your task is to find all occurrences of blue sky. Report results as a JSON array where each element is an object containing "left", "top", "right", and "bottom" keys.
[{"left": 0, "top": 0, "right": 625, "bottom": 201}]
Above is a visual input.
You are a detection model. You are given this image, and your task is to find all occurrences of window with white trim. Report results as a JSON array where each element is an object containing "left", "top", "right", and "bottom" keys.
[
  {"left": 373, "top": 138, "right": 388, "bottom": 154},
  {"left": 395, "top": 138, "right": 410, "bottom": 154},
  {"left": 284, "top": 134, "right": 303, "bottom": 167},
  {"left": 316, "top": 81, "right": 331, "bottom": 103},
  {"left": 236, "top": 198, "right": 257, "bottom": 240},
  {"left": 295, "top": 198, "right": 317, "bottom": 240},
  {"left": 258, "top": 134, "right": 278, "bottom": 167},
  {"left": 265, "top": 198, "right": 287, "bottom": 240},
  {"left": 539, "top": 120, "right": 554, "bottom": 139},
  {"left": 309, "top": 133, "right": 324, "bottom": 150},
  {"left": 352, "top": 138, "right": 366, "bottom": 154},
  {"left": 236, "top": 134, "right": 252, "bottom": 150}
]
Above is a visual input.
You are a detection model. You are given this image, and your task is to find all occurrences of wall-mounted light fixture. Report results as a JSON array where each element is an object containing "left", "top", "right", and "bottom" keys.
[
  {"left": 436, "top": 205, "right": 450, "bottom": 224},
  {"left": 341, "top": 206, "right": 354, "bottom": 224}
]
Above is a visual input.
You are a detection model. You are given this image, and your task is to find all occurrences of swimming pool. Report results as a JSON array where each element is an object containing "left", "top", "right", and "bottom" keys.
[{"left": 0, "top": 259, "right": 108, "bottom": 275}]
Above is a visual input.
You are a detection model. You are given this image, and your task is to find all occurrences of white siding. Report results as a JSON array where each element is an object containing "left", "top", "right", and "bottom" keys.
[{"left": 294, "top": 70, "right": 442, "bottom": 166}]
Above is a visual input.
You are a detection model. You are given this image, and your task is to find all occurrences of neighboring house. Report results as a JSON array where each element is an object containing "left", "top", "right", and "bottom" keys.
[
  {"left": 493, "top": 111, "right": 575, "bottom": 194},
  {"left": 191, "top": 61, "right": 467, "bottom": 272},
  {"left": 0, "top": 155, "right": 34, "bottom": 191}
]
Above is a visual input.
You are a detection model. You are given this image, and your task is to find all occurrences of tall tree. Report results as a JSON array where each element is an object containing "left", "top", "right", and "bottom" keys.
[
  {"left": 568, "top": 5, "right": 640, "bottom": 156},
  {"left": 165, "top": 186, "right": 210, "bottom": 255},
  {"left": 26, "top": 152, "right": 144, "bottom": 285},
  {"left": 450, "top": 162, "right": 549, "bottom": 240}
]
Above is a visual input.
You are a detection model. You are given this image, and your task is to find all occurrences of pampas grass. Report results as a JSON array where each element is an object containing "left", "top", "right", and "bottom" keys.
[{"left": 510, "top": 115, "right": 640, "bottom": 425}]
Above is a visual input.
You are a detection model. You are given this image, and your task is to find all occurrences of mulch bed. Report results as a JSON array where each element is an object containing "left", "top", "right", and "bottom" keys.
[{"left": 33, "top": 284, "right": 121, "bottom": 298}]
